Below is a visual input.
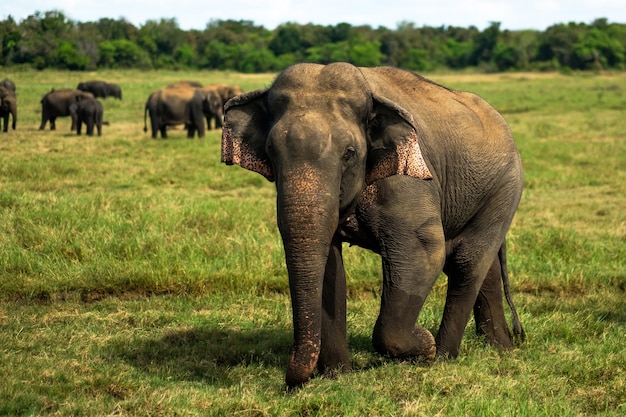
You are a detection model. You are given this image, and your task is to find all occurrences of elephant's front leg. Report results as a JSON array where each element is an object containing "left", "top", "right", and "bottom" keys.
[
  {"left": 361, "top": 178, "right": 443, "bottom": 361},
  {"left": 373, "top": 244, "right": 441, "bottom": 361},
  {"left": 318, "top": 239, "right": 350, "bottom": 375}
]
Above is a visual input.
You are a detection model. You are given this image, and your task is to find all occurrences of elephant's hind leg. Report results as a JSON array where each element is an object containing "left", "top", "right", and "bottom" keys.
[
  {"left": 438, "top": 226, "right": 515, "bottom": 357},
  {"left": 473, "top": 255, "right": 514, "bottom": 349}
]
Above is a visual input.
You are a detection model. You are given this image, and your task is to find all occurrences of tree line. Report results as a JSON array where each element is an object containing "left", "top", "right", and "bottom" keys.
[{"left": 1, "top": 10, "right": 625, "bottom": 73}]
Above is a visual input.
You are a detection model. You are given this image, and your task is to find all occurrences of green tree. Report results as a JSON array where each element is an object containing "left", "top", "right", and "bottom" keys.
[
  {"left": 12, "top": 10, "right": 75, "bottom": 68},
  {"left": 54, "top": 40, "right": 90, "bottom": 70},
  {"left": 94, "top": 17, "right": 139, "bottom": 41},
  {"left": 197, "top": 19, "right": 272, "bottom": 70},
  {"left": 0, "top": 15, "right": 20, "bottom": 65},
  {"left": 2, "top": 10, "right": 626, "bottom": 73},
  {"left": 98, "top": 40, "right": 149, "bottom": 68},
  {"left": 349, "top": 40, "right": 383, "bottom": 66},
  {"left": 174, "top": 43, "right": 197, "bottom": 68},
  {"left": 199, "top": 40, "right": 238, "bottom": 69},
  {"left": 470, "top": 21, "right": 501, "bottom": 68},
  {"left": 138, "top": 18, "right": 186, "bottom": 67},
  {"left": 237, "top": 46, "right": 278, "bottom": 73},
  {"left": 573, "top": 27, "right": 625, "bottom": 69},
  {"left": 536, "top": 22, "right": 583, "bottom": 69},
  {"left": 442, "top": 38, "right": 473, "bottom": 68},
  {"left": 268, "top": 24, "right": 302, "bottom": 56}
]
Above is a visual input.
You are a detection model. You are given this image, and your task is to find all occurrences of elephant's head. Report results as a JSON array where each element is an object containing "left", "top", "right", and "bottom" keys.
[
  {"left": 221, "top": 62, "right": 432, "bottom": 386},
  {"left": 0, "top": 87, "right": 17, "bottom": 130},
  {"left": 200, "top": 90, "right": 223, "bottom": 119}
]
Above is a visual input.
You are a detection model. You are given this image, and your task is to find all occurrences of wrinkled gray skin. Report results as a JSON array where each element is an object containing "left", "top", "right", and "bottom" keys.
[
  {"left": 39, "top": 89, "right": 94, "bottom": 131},
  {"left": 77, "top": 80, "right": 122, "bottom": 100},
  {"left": 222, "top": 63, "right": 525, "bottom": 387},
  {"left": 70, "top": 97, "right": 104, "bottom": 136},
  {"left": 0, "top": 85, "right": 17, "bottom": 132},
  {"left": 143, "top": 87, "right": 209, "bottom": 139}
]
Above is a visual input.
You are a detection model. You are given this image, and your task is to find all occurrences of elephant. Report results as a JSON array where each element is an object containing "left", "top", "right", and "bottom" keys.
[
  {"left": 0, "top": 78, "right": 16, "bottom": 94},
  {"left": 221, "top": 62, "right": 525, "bottom": 387},
  {"left": 70, "top": 97, "right": 104, "bottom": 136},
  {"left": 143, "top": 86, "right": 208, "bottom": 139},
  {"left": 167, "top": 80, "right": 203, "bottom": 88},
  {"left": 0, "top": 86, "right": 17, "bottom": 132},
  {"left": 39, "top": 88, "right": 94, "bottom": 131},
  {"left": 77, "top": 80, "right": 122, "bottom": 100},
  {"left": 198, "top": 86, "right": 224, "bottom": 130},
  {"left": 202, "top": 83, "right": 243, "bottom": 129}
]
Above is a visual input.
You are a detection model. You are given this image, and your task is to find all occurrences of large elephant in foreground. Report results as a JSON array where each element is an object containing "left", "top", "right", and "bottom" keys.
[
  {"left": 221, "top": 63, "right": 525, "bottom": 387},
  {"left": 39, "top": 88, "right": 94, "bottom": 131},
  {"left": 143, "top": 87, "right": 211, "bottom": 139},
  {"left": 0, "top": 86, "right": 17, "bottom": 132}
]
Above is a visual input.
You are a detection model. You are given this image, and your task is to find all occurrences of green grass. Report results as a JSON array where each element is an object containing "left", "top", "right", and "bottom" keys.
[{"left": 1, "top": 68, "right": 625, "bottom": 416}]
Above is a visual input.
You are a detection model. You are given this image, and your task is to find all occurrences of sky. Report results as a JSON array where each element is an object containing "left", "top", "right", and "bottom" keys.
[{"left": 2, "top": 0, "right": 625, "bottom": 31}]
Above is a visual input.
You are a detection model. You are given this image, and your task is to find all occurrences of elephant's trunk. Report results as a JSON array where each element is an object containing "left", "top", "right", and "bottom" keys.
[{"left": 277, "top": 168, "right": 339, "bottom": 387}]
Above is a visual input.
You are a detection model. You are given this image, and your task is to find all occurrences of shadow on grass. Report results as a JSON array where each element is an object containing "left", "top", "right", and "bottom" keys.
[
  {"left": 110, "top": 325, "right": 382, "bottom": 387},
  {"left": 111, "top": 325, "right": 293, "bottom": 386}
]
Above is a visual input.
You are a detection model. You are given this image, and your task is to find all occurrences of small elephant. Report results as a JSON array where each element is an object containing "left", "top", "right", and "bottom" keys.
[
  {"left": 70, "top": 97, "right": 103, "bottom": 136},
  {"left": 143, "top": 86, "right": 210, "bottom": 139},
  {"left": 198, "top": 86, "right": 224, "bottom": 130},
  {"left": 39, "top": 88, "right": 94, "bottom": 131},
  {"left": 222, "top": 63, "right": 525, "bottom": 387},
  {"left": 0, "top": 86, "right": 17, "bottom": 132},
  {"left": 202, "top": 83, "right": 243, "bottom": 129},
  {"left": 77, "top": 80, "right": 122, "bottom": 100}
]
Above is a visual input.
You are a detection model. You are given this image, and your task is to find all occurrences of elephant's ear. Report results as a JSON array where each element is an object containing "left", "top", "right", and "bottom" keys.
[
  {"left": 221, "top": 89, "right": 274, "bottom": 181},
  {"left": 366, "top": 95, "right": 432, "bottom": 184}
]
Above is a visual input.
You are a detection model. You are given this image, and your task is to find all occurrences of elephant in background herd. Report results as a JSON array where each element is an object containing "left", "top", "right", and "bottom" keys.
[
  {"left": 143, "top": 84, "right": 224, "bottom": 139},
  {"left": 201, "top": 83, "right": 243, "bottom": 129},
  {"left": 70, "top": 97, "right": 104, "bottom": 136},
  {"left": 1, "top": 78, "right": 16, "bottom": 94},
  {"left": 0, "top": 83, "right": 17, "bottom": 132},
  {"left": 39, "top": 88, "right": 95, "bottom": 131},
  {"left": 222, "top": 62, "right": 525, "bottom": 387},
  {"left": 1, "top": 76, "right": 242, "bottom": 137},
  {"left": 77, "top": 80, "right": 122, "bottom": 100}
]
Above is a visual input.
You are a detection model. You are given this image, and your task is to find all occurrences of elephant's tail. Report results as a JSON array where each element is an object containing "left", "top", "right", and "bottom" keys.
[{"left": 499, "top": 241, "right": 525, "bottom": 343}]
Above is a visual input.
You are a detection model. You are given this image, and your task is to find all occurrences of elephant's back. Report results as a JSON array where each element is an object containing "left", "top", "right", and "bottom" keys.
[
  {"left": 361, "top": 66, "right": 516, "bottom": 157},
  {"left": 160, "top": 87, "right": 196, "bottom": 102}
]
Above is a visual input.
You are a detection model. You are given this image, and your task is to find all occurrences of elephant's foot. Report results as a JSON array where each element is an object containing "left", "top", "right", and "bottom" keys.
[
  {"left": 317, "top": 344, "right": 351, "bottom": 377},
  {"left": 475, "top": 315, "right": 514, "bottom": 349},
  {"left": 286, "top": 345, "right": 319, "bottom": 388},
  {"left": 373, "top": 324, "right": 436, "bottom": 362}
]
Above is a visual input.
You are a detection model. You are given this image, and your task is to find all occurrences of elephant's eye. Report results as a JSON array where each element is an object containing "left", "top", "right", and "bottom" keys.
[{"left": 343, "top": 146, "right": 356, "bottom": 161}]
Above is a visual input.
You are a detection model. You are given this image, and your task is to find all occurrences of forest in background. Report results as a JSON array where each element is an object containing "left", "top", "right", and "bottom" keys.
[{"left": 1, "top": 10, "right": 625, "bottom": 73}]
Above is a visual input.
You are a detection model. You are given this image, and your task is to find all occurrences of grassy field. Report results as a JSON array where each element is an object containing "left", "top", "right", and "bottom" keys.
[{"left": 0, "top": 68, "right": 625, "bottom": 416}]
